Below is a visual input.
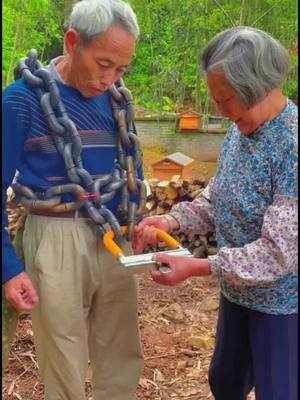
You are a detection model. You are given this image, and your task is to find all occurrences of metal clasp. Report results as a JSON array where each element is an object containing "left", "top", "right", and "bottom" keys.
[{"left": 102, "top": 227, "right": 192, "bottom": 273}]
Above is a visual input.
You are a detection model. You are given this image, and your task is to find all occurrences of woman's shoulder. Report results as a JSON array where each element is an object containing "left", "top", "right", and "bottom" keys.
[
  {"left": 276, "top": 99, "right": 297, "bottom": 128},
  {"left": 262, "top": 99, "right": 297, "bottom": 146},
  {"left": 282, "top": 98, "right": 298, "bottom": 130}
]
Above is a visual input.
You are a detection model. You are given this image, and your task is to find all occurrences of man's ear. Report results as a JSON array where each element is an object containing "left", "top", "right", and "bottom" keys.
[{"left": 64, "top": 29, "right": 80, "bottom": 55}]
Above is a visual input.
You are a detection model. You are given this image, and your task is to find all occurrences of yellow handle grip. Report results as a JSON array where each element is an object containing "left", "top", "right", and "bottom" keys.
[
  {"left": 154, "top": 228, "right": 181, "bottom": 250},
  {"left": 103, "top": 226, "right": 128, "bottom": 258},
  {"left": 102, "top": 226, "right": 181, "bottom": 258}
]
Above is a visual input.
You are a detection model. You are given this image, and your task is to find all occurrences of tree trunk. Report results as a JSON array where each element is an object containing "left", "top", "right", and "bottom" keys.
[
  {"left": 240, "top": 0, "right": 247, "bottom": 25},
  {"left": 195, "top": 48, "right": 202, "bottom": 114},
  {"left": 63, "top": 0, "right": 78, "bottom": 52},
  {"left": 6, "top": 1, "right": 24, "bottom": 86},
  {"left": 195, "top": 72, "right": 202, "bottom": 114},
  {"left": 6, "top": 28, "right": 19, "bottom": 87},
  {"left": 64, "top": 0, "right": 78, "bottom": 27}
]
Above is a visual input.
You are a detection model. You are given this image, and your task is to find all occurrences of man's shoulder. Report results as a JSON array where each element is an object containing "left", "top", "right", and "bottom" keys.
[{"left": 3, "top": 79, "right": 36, "bottom": 100}]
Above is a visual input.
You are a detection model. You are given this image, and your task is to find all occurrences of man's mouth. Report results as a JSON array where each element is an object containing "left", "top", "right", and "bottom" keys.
[{"left": 91, "top": 87, "right": 106, "bottom": 94}]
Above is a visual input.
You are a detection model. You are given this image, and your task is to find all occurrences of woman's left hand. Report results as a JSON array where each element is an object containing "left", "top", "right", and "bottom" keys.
[{"left": 151, "top": 254, "right": 211, "bottom": 286}]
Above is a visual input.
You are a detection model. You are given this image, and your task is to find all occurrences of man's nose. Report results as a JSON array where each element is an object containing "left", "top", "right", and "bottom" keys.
[{"left": 100, "top": 69, "right": 118, "bottom": 86}]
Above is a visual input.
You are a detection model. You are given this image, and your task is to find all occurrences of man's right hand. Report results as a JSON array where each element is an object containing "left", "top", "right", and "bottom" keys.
[
  {"left": 133, "top": 215, "right": 180, "bottom": 254},
  {"left": 4, "top": 272, "right": 39, "bottom": 312}
]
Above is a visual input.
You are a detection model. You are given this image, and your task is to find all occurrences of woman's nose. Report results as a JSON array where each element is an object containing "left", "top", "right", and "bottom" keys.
[{"left": 217, "top": 104, "right": 231, "bottom": 118}]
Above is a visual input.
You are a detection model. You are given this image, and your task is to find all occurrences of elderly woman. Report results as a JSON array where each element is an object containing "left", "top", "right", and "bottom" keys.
[{"left": 134, "top": 27, "right": 298, "bottom": 400}]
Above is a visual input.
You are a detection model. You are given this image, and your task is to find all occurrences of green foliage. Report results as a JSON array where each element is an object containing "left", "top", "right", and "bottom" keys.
[
  {"left": 3, "top": 0, "right": 298, "bottom": 110},
  {"left": 2, "top": 0, "right": 64, "bottom": 87},
  {"left": 125, "top": 0, "right": 298, "bottom": 110},
  {"left": 283, "top": 54, "right": 298, "bottom": 99}
]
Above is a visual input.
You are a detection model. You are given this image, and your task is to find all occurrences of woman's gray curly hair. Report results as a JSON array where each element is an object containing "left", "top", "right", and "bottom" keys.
[{"left": 201, "top": 26, "right": 291, "bottom": 108}]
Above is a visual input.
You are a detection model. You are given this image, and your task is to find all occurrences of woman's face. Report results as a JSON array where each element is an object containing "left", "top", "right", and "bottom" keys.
[{"left": 206, "top": 72, "right": 265, "bottom": 134}]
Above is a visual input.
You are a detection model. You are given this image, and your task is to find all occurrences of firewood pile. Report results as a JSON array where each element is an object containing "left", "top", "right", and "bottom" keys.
[{"left": 144, "top": 175, "right": 218, "bottom": 258}]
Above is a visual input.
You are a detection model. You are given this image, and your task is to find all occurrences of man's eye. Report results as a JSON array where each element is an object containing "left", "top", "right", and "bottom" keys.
[{"left": 98, "top": 63, "right": 110, "bottom": 68}]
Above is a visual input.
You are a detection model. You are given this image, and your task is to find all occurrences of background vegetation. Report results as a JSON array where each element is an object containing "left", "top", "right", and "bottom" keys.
[{"left": 2, "top": 0, "right": 298, "bottom": 113}]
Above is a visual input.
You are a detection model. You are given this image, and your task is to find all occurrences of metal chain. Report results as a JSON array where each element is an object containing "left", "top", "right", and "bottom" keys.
[{"left": 12, "top": 49, "right": 146, "bottom": 243}]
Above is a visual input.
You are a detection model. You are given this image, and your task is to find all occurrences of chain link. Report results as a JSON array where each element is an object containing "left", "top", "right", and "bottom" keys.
[{"left": 12, "top": 49, "right": 146, "bottom": 243}]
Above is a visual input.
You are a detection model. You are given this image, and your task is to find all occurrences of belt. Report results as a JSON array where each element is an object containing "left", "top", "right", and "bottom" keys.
[{"left": 29, "top": 209, "right": 90, "bottom": 218}]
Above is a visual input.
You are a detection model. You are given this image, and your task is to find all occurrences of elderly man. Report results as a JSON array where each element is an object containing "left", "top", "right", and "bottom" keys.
[{"left": 2, "top": 1, "right": 143, "bottom": 399}]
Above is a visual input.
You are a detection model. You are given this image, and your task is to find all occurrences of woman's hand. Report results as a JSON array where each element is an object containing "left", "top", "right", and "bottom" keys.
[
  {"left": 150, "top": 254, "right": 211, "bottom": 286},
  {"left": 133, "top": 215, "right": 179, "bottom": 254}
]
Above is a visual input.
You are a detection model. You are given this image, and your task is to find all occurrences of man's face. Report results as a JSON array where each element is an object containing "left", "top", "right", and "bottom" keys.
[{"left": 67, "top": 25, "right": 136, "bottom": 98}]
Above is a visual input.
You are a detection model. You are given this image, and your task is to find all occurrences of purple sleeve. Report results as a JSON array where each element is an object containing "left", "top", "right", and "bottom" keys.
[{"left": 208, "top": 195, "right": 298, "bottom": 286}]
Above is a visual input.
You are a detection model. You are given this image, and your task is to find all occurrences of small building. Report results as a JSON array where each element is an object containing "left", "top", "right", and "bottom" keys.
[
  {"left": 178, "top": 110, "right": 202, "bottom": 131},
  {"left": 152, "top": 152, "right": 194, "bottom": 180}
]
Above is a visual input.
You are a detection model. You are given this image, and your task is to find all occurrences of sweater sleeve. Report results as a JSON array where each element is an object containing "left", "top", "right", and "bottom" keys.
[
  {"left": 2, "top": 84, "right": 30, "bottom": 284},
  {"left": 208, "top": 195, "right": 298, "bottom": 286},
  {"left": 169, "top": 177, "right": 215, "bottom": 235}
]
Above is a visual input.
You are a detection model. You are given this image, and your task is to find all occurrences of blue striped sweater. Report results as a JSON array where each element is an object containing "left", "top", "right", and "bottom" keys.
[{"left": 2, "top": 68, "right": 143, "bottom": 284}]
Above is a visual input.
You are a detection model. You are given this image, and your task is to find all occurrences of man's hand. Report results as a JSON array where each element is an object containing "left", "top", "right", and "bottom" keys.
[
  {"left": 4, "top": 272, "right": 39, "bottom": 312},
  {"left": 150, "top": 254, "right": 211, "bottom": 286}
]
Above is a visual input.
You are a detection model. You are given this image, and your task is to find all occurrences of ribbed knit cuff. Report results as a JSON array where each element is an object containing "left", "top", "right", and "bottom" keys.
[
  {"left": 162, "top": 214, "right": 177, "bottom": 232},
  {"left": 207, "top": 255, "right": 221, "bottom": 276}
]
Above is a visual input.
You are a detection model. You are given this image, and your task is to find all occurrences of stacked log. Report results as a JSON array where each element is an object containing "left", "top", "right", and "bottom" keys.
[
  {"left": 144, "top": 175, "right": 218, "bottom": 258},
  {"left": 145, "top": 175, "right": 207, "bottom": 216}
]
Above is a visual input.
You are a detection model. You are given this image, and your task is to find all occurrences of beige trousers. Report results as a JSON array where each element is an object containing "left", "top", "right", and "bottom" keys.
[{"left": 23, "top": 215, "right": 143, "bottom": 400}]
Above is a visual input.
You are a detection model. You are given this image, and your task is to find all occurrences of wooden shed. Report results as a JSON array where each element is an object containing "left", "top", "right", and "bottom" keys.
[
  {"left": 152, "top": 152, "right": 194, "bottom": 180},
  {"left": 178, "top": 110, "right": 202, "bottom": 131}
]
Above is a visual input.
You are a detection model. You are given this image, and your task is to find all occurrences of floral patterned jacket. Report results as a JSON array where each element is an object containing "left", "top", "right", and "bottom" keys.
[{"left": 170, "top": 99, "right": 298, "bottom": 315}]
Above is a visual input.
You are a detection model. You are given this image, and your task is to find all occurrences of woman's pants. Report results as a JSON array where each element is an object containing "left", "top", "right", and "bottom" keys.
[{"left": 209, "top": 294, "right": 298, "bottom": 400}]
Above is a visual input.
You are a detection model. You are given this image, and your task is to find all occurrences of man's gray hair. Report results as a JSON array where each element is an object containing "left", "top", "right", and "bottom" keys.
[
  {"left": 201, "top": 26, "right": 291, "bottom": 108},
  {"left": 69, "top": 0, "right": 139, "bottom": 42}
]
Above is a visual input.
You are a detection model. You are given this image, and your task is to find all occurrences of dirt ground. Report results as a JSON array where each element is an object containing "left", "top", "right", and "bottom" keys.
[
  {"left": 2, "top": 147, "right": 255, "bottom": 399},
  {"left": 2, "top": 275, "right": 221, "bottom": 400},
  {"left": 2, "top": 275, "right": 255, "bottom": 400}
]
